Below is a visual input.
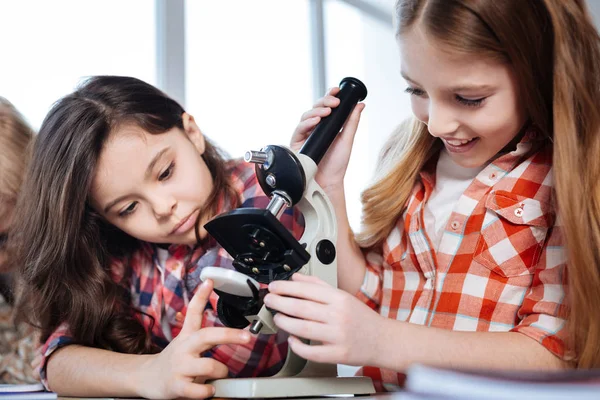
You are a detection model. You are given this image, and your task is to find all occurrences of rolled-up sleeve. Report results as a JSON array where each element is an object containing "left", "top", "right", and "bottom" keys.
[{"left": 38, "top": 323, "right": 74, "bottom": 391}]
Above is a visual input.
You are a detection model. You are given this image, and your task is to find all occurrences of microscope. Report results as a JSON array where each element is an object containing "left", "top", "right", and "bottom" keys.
[{"left": 200, "top": 77, "right": 375, "bottom": 398}]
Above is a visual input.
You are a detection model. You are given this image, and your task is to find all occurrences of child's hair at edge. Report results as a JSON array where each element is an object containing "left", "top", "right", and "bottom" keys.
[
  {"left": 358, "top": 0, "right": 600, "bottom": 368},
  {"left": 10, "top": 76, "right": 239, "bottom": 354},
  {"left": 0, "top": 98, "right": 34, "bottom": 240}
]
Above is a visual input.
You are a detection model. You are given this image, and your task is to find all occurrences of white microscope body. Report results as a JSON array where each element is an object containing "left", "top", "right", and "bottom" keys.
[{"left": 201, "top": 77, "right": 375, "bottom": 398}]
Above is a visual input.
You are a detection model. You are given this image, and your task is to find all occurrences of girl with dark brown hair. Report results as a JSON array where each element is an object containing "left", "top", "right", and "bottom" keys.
[
  {"left": 265, "top": 0, "right": 600, "bottom": 392},
  {"left": 10, "top": 76, "right": 302, "bottom": 398}
]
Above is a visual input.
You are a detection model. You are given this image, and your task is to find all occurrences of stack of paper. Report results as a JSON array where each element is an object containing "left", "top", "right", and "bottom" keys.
[{"left": 0, "top": 383, "right": 56, "bottom": 399}]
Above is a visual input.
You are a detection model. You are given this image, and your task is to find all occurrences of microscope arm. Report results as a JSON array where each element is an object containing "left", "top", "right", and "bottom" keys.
[{"left": 202, "top": 77, "right": 367, "bottom": 336}]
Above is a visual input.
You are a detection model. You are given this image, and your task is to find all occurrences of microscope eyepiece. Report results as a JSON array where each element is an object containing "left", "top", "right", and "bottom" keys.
[{"left": 299, "top": 77, "right": 367, "bottom": 165}]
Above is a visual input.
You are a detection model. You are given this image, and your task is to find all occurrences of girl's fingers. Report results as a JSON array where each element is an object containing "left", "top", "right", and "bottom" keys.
[
  {"left": 184, "top": 358, "right": 229, "bottom": 381},
  {"left": 189, "top": 327, "right": 251, "bottom": 353},
  {"left": 338, "top": 102, "right": 366, "bottom": 145},
  {"left": 290, "top": 273, "right": 328, "bottom": 286},
  {"left": 272, "top": 314, "right": 334, "bottom": 343},
  {"left": 267, "top": 280, "right": 338, "bottom": 304},
  {"left": 313, "top": 93, "right": 341, "bottom": 108},
  {"left": 183, "top": 280, "right": 213, "bottom": 333},
  {"left": 287, "top": 335, "right": 342, "bottom": 365},
  {"left": 180, "top": 279, "right": 214, "bottom": 336},
  {"left": 293, "top": 117, "right": 320, "bottom": 139},
  {"left": 300, "top": 107, "right": 332, "bottom": 122},
  {"left": 324, "top": 86, "right": 341, "bottom": 99},
  {"left": 264, "top": 293, "right": 330, "bottom": 323},
  {"left": 174, "top": 381, "right": 215, "bottom": 400}
]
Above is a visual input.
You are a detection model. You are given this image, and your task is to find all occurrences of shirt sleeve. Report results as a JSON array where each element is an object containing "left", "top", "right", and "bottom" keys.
[
  {"left": 201, "top": 307, "right": 289, "bottom": 377},
  {"left": 510, "top": 224, "right": 573, "bottom": 361},
  {"left": 355, "top": 247, "right": 385, "bottom": 312},
  {"left": 38, "top": 322, "right": 74, "bottom": 391}
]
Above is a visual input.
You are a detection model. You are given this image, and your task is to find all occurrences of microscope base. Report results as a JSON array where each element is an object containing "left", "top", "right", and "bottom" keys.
[{"left": 211, "top": 376, "right": 376, "bottom": 398}]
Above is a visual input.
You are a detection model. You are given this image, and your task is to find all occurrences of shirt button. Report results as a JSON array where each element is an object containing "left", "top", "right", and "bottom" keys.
[
  {"left": 514, "top": 208, "right": 524, "bottom": 218},
  {"left": 489, "top": 172, "right": 497, "bottom": 180},
  {"left": 450, "top": 221, "right": 460, "bottom": 230},
  {"left": 175, "top": 312, "right": 184, "bottom": 322}
]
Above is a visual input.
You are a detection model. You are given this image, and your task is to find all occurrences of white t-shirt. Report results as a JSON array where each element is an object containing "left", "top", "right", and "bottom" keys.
[{"left": 423, "top": 150, "right": 485, "bottom": 250}]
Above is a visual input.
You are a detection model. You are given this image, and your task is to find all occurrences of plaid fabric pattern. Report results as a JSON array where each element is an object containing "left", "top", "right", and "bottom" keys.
[
  {"left": 40, "top": 159, "right": 304, "bottom": 389},
  {"left": 355, "top": 129, "right": 570, "bottom": 391}
]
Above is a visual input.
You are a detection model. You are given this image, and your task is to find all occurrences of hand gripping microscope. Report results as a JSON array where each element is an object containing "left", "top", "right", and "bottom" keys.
[{"left": 200, "top": 77, "right": 376, "bottom": 398}]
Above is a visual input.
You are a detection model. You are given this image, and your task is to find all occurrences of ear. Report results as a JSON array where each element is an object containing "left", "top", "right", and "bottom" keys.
[{"left": 182, "top": 112, "right": 205, "bottom": 155}]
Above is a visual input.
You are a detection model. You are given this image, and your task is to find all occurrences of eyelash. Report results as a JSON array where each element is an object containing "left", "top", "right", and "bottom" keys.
[
  {"left": 404, "top": 87, "right": 486, "bottom": 108},
  {"left": 119, "top": 202, "right": 138, "bottom": 217},
  {"left": 159, "top": 162, "right": 175, "bottom": 181},
  {"left": 118, "top": 162, "right": 176, "bottom": 218}
]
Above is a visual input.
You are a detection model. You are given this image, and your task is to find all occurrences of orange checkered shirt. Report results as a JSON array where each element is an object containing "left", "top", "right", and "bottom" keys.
[{"left": 355, "top": 129, "right": 570, "bottom": 391}]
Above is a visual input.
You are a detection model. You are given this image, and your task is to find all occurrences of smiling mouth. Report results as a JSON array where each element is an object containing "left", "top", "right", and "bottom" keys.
[{"left": 444, "top": 137, "right": 477, "bottom": 146}]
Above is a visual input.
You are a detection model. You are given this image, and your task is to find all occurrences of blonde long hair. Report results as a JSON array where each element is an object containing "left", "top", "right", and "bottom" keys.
[{"left": 358, "top": 0, "right": 600, "bottom": 368}]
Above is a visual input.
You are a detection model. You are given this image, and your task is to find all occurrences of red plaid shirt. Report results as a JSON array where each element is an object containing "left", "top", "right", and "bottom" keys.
[
  {"left": 40, "top": 159, "right": 304, "bottom": 389},
  {"left": 356, "top": 129, "right": 570, "bottom": 391}
]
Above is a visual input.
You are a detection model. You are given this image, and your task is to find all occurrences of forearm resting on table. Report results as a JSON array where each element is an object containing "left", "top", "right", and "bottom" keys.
[
  {"left": 376, "top": 319, "right": 567, "bottom": 372},
  {"left": 325, "top": 185, "right": 367, "bottom": 294},
  {"left": 46, "top": 344, "right": 150, "bottom": 397}
]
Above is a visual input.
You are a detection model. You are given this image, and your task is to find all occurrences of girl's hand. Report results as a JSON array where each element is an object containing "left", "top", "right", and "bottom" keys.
[
  {"left": 137, "top": 280, "right": 251, "bottom": 399},
  {"left": 264, "top": 273, "right": 384, "bottom": 367},
  {"left": 290, "top": 87, "right": 365, "bottom": 191}
]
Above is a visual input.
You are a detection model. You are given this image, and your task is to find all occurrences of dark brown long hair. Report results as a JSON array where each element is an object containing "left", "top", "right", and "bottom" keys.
[
  {"left": 359, "top": 0, "right": 600, "bottom": 367},
  {"left": 11, "top": 76, "right": 237, "bottom": 353}
]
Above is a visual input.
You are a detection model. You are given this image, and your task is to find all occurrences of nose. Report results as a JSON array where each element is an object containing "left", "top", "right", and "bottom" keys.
[
  {"left": 152, "top": 195, "right": 177, "bottom": 219},
  {"left": 426, "top": 102, "right": 459, "bottom": 137}
]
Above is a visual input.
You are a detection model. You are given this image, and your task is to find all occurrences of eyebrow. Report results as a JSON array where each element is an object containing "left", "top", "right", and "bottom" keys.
[
  {"left": 145, "top": 147, "right": 170, "bottom": 180},
  {"left": 401, "top": 71, "right": 494, "bottom": 92},
  {"left": 103, "top": 147, "right": 170, "bottom": 213}
]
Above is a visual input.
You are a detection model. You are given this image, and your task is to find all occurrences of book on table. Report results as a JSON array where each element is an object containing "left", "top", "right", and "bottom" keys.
[{"left": 405, "top": 364, "right": 600, "bottom": 399}]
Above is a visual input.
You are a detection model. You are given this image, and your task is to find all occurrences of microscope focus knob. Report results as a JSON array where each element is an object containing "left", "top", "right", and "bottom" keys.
[
  {"left": 316, "top": 239, "right": 336, "bottom": 265},
  {"left": 245, "top": 149, "right": 274, "bottom": 169},
  {"left": 244, "top": 150, "right": 267, "bottom": 163}
]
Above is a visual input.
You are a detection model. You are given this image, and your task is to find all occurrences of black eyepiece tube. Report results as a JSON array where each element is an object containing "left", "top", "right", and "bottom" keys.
[{"left": 299, "top": 77, "right": 367, "bottom": 165}]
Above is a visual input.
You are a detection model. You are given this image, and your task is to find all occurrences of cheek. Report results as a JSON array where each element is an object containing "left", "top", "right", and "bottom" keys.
[
  {"left": 195, "top": 161, "right": 214, "bottom": 198},
  {"left": 172, "top": 159, "right": 213, "bottom": 205},
  {"left": 106, "top": 211, "right": 150, "bottom": 235},
  {"left": 471, "top": 105, "right": 519, "bottom": 140},
  {"left": 411, "top": 98, "right": 428, "bottom": 124}
]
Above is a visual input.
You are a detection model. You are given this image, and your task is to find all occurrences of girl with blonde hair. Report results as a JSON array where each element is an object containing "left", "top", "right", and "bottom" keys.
[{"left": 266, "top": 0, "right": 600, "bottom": 391}]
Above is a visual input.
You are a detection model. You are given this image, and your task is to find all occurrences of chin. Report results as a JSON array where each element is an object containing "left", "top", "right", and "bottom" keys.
[{"left": 450, "top": 155, "right": 487, "bottom": 169}]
